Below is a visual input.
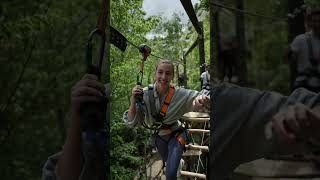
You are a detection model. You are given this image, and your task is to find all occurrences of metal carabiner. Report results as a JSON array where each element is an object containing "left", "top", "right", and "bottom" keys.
[
  {"left": 135, "top": 44, "right": 151, "bottom": 104},
  {"left": 136, "top": 44, "right": 151, "bottom": 85},
  {"left": 85, "top": 28, "right": 106, "bottom": 79}
]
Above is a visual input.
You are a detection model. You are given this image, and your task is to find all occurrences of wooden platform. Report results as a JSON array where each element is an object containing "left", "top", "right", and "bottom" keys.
[
  {"left": 181, "top": 170, "right": 206, "bottom": 179},
  {"left": 181, "top": 116, "right": 210, "bottom": 123},
  {"left": 183, "top": 112, "right": 210, "bottom": 118},
  {"left": 187, "top": 129, "right": 210, "bottom": 134},
  {"left": 185, "top": 144, "right": 209, "bottom": 152},
  {"left": 234, "top": 158, "right": 320, "bottom": 178},
  {"left": 183, "top": 149, "right": 203, "bottom": 157}
]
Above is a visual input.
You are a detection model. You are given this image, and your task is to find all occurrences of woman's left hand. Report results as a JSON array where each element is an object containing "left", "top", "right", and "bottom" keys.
[
  {"left": 268, "top": 104, "right": 320, "bottom": 144},
  {"left": 193, "top": 95, "right": 210, "bottom": 111}
]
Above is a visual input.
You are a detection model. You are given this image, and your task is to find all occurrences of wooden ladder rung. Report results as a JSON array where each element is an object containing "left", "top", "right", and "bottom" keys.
[
  {"left": 183, "top": 112, "right": 210, "bottom": 118},
  {"left": 180, "top": 170, "right": 206, "bottom": 179},
  {"left": 183, "top": 149, "right": 202, "bottom": 156},
  {"left": 187, "top": 129, "right": 210, "bottom": 133},
  {"left": 181, "top": 117, "right": 210, "bottom": 122},
  {"left": 185, "top": 144, "right": 209, "bottom": 152}
]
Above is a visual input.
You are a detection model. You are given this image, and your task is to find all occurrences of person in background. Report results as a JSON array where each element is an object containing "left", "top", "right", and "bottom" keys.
[
  {"left": 200, "top": 63, "right": 211, "bottom": 90},
  {"left": 289, "top": 8, "right": 320, "bottom": 92}
]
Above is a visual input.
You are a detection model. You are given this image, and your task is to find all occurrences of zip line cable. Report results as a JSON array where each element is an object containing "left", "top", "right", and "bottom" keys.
[
  {"left": 211, "top": 1, "right": 289, "bottom": 22},
  {"left": 2, "top": 17, "right": 183, "bottom": 115},
  {"left": 126, "top": 37, "right": 172, "bottom": 61},
  {"left": 219, "top": 7, "right": 287, "bottom": 29},
  {"left": 150, "top": 53, "right": 163, "bottom": 59}
]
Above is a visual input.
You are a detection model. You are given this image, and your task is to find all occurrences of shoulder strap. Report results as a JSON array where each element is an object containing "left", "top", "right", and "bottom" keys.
[
  {"left": 148, "top": 84, "right": 175, "bottom": 122},
  {"left": 159, "top": 84, "right": 175, "bottom": 117},
  {"left": 306, "top": 34, "right": 316, "bottom": 66},
  {"left": 148, "top": 84, "right": 158, "bottom": 118}
]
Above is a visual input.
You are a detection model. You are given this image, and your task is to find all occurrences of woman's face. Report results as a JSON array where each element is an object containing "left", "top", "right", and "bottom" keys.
[{"left": 155, "top": 63, "right": 173, "bottom": 92}]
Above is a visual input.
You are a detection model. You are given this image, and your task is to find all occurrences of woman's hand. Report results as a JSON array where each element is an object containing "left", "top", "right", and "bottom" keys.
[
  {"left": 70, "top": 74, "right": 105, "bottom": 114},
  {"left": 193, "top": 95, "right": 210, "bottom": 111},
  {"left": 130, "top": 85, "right": 143, "bottom": 102},
  {"left": 269, "top": 103, "right": 320, "bottom": 143}
]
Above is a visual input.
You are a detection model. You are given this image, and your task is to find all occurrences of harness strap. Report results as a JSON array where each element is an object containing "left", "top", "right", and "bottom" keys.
[
  {"left": 306, "top": 35, "right": 315, "bottom": 65},
  {"left": 176, "top": 133, "right": 186, "bottom": 145},
  {"left": 159, "top": 84, "right": 175, "bottom": 117},
  {"left": 296, "top": 35, "right": 319, "bottom": 78},
  {"left": 142, "top": 84, "right": 176, "bottom": 130},
  {"left": 148, "top": 85, "right": 157, "bottom": 118},
  {"left": 148, "top": 84, "right": 175, "bottom": 121},
  {"left": 154, "top": 126, "right": 188, "bottom": 151},
  {"left": 206, "top": 71, "right": 210, "bottom": 83},
  {"left": 298, "top": 35, "right": 320, "bottom": 77}
]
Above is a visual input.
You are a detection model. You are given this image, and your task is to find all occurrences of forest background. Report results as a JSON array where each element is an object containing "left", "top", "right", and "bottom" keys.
[{"left": 0, "top": 0, "right": 320, "bottom": 179}]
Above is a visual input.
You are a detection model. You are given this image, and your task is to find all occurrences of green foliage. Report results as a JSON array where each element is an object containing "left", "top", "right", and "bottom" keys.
[{"left": 305, "top": 0, "right": 320, "bottom": 7}]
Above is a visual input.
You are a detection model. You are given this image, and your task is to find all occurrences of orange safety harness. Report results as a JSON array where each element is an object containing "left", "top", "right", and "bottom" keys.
[
  {"left": 159, "top": 84, "right": 175, "bottom": 117},
  {"left": 145, "top": 83, "right": 187, "bottom": 147},
  {"left": 144, "top": 83, "right": 175, "bottom": 130},
  {"left": 145, "top": 83, "right": 188, "bottom": 172}
]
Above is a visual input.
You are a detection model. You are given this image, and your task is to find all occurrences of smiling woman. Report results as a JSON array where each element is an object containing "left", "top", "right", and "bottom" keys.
[
  {"left": 154, "top": 60, "right": 175, "bottom": 97},
  {"left": 123, "top": 59, "right": 210, "bottom": 180}
]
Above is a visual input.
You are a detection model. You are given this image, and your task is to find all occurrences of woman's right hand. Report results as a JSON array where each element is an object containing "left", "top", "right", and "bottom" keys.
[
  {"left": 131, "top": 85, "right": 143, "bottom": 102},
  {"left": 70, "top": 74, "right": 105, "bottom": 115}
]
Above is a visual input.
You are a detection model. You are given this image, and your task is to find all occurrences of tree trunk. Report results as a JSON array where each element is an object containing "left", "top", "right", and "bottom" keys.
[
  {"left": 214, "top": 11, "right": 222, "bottom": 80},
  {"left": 183, "top": 55, "right": 188, "bottom": 88},
  {"left": 235, "top": 0, "right": 247, "bottom": 85},
  {"left": 287, "top": 0, "right": 305, "bottom": 90},
  {"left": 208, "top": 0, "right": 217, "bottom": 179},
  {"left": 199, "top": 21, "right": 206, "bottom": 75},
  {"left": 288, "top": 0, "right": 305, "bottom": 42}
]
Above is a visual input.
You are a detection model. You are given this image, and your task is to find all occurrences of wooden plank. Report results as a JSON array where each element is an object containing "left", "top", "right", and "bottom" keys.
[
  {"left": 181, "top": 117, "right": 210, "bottom": 122},
  {"left": 183, "top": 149, "right": 202, "bottom": 157},
  {"left": 208, "top": 1, "right": 216, "bottom": 179},
  {"left": 183, "top": 55, "right": 187, "bottom": 87},
  {"left": 198, "top": 22, "right": 205, "bottom": 75},
  {"left": 181, "top": 171, "right": 206, "bottom": 179},
  {"left": 183, "top": 112, "right": 210, "bottom": 118},
  {"left": 234, "top": 158, "right": 320, "bottom": 178},
  {"left": 179, "top": 0, "right": 202, "bottom": 35},
  {"left": 187, "top": 129, "right": 210, "bottom": 133},
  {"left": 184, "top": 39, "right": 198, "bottom": 57},
  {"left": 143, "top": 153, "right": 165, "bottom": 179},
  {"left": 185, "top": 144, "right": 209, "bottom": 152}
]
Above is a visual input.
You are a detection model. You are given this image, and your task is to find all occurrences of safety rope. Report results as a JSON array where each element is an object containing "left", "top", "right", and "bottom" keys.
[
  {"left": 211, "top": 1, "right": 289, "bottom": 22},
  {"left": 195, "top": 121, "right": 207, "bottom": 176},
  {"left": 185, "top": 116, "right": 209, "bottom": 179}
]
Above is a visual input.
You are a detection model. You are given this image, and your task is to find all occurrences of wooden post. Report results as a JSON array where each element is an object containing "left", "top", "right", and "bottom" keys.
[
  {"left": 199, "top": 22, "right": 206, "bottom": 75},
  {"left": 235, "top": 0, "right": 247, "bottom": 85},
  {"left": 214, "top": 11, "right": 222, "bottom": 80},
  {"left": 183, "top": 55, "right": 187, "bottom": 87},
  {"left": 104, "top": 0, "right": 111, "bottom": 179},
  {"left": 288, "top": 0, "right": 305, "bottom": 90},
  {"left": 208, "top": 0, "right": 215, "bottom": 179},
  {"left": 176, "top": 64, "right": 179, "bottom": 84},
  {"left": 288, "top": 0, "right": 305, "bottom": 42}
]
